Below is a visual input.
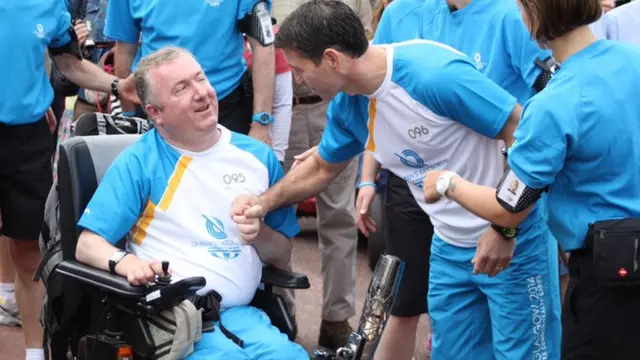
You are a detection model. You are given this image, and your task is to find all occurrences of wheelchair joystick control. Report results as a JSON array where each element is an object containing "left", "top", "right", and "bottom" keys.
[{"left": 155, "top": 261, "right": 172, "bottom": 287}]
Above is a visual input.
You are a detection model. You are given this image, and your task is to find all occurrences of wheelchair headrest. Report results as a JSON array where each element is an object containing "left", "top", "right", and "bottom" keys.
[{"left": 58, "top": 135, "right": 140, "bottom": 260}]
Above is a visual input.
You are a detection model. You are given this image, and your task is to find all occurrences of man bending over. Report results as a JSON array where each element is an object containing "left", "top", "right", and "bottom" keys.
[{"left": 74, "top": 47, "right": 308, "bottom": 360}]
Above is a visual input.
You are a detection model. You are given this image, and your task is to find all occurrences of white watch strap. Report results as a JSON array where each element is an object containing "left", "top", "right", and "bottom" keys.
[{"left": 437, "top": 172, "right": 457, "bottom": 198}]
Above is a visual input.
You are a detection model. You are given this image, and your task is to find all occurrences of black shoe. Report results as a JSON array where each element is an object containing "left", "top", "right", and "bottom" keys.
[{"left": 318, "top": 319, "right": 353, "bottom": 350}]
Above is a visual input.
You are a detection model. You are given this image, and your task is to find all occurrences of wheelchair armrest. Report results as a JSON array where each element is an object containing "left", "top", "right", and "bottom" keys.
[
  {"left": 56, "top": 261, "right": 208, "bottom": 311},
  {"left": 56, "top": 260, "right": 149, "bottom": 298},
  {"left": 261, "top": 265, "right": 310, "bottom": 289}
]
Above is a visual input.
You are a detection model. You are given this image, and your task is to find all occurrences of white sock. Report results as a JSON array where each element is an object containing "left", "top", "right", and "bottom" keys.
[
  {"left": 0, "top": 283, "right": 15, "bottom": 303},
  {"left": 26, "top": 348, "right": 45, "bottom": 360}
]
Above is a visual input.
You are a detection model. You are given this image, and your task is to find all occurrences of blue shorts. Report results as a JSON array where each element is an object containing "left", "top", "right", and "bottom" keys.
[
  {"left": 187, "top": 306, "right": 308, "bottom": 360},
  {"left": 427, "top": 223, "right": 562, "bottom": 360}
]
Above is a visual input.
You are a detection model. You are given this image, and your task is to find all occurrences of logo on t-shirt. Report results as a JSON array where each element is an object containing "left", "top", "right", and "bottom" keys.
[
  {"left": 200, "top": 215, "right": 242, "bottom": 260},
  {"left": 34, "top": 24, "right": 45, "bottom": 39},
  {"left": 394, "top": 150, "right": 449, "bottom": 189},
  {"left": 205, "top": 0, "right": 224, "bottom": 7},
  {"left": 473, "top": 52, "right": 487, "bottom": 71}
]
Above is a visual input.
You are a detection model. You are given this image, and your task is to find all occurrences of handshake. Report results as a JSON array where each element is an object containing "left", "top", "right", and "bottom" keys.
[{"left": 230, "top": 194, "right": 268, "bottom": 242}]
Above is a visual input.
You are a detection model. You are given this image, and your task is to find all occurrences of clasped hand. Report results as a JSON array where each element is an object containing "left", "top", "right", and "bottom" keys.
[{"left": 230, "top": 195, "right": 265, "bottom": 242}]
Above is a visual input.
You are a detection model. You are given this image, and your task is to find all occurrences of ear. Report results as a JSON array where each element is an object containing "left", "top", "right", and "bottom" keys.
[
  {"left": 145, "top": 104, "right": 161, "bottom": 125},
  {"left": 322, "top": 49, "right": 342, "bottom": 72}
]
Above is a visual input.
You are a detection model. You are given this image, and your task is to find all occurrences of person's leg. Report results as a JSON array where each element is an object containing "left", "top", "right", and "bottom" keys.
[
  {"left": 215, "top": 306, "right": 309, "bottom": 360},
  {"left": 562, "top": 248, "right": 640, "bottom": 360},
  {"left": 275, "top": 104, "right": 314, "bottom": 319},
  {"left": 187, "top": 330, "right": 249, "bottom": 360},
  {"left": 481, "top": 224, "right": 562, "bottom": 360},
  {"left": 374, "top": 173, "right": 432, "bottom": 360},
  {"left": 217, "top": 78, "right": 252, "bottom": 135},
  {"left": 315, "top": 158, "right": 358, "bottom": 347},
  {"left": 428, "top": 235, "right": 494, "bottom": 360},
  {"left": 0, "top": 118, "right": 54, "bottom": 359},
  {"left": 306, "top": 101, "right": 359, "bottom": 348},
  {"left": 0, "top": 234, "right": 21, "bottom": 327},
  {"left": 0, "top": 133, "right": 20, "bottom": 327}
]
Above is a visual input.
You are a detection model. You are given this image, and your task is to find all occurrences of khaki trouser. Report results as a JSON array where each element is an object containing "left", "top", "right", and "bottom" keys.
[{"left": 281, "top": 100, "right": 359, "bottom": 322}]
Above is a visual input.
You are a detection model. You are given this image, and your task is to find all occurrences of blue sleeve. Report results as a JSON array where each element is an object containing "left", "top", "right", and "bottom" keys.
[
  {"left": 421, "top": 58, "right": 517, "bottom": 138},
  {"left": 77, "top": 151, "right": 149, "bottom": 244},
  {"left": 50, "top": 2, "right": 72, "bottom": 48},
  {"left": 507, "top": 99, "right": 572, "bottom": 189},
  {"left": 318, "top": 94, "right": 367, "bottom": 164},
  {"left": 238, "top": 0, "right": 271, "bottom": 21},
  {"left": 503, "top": 11, "right": 552, "bottom": 89},
  {"left": 263, "top": 151, "right": 300, "bottom": 239},
  {"left": 104, "top": 0, "right": 140, "bottom": 44}
]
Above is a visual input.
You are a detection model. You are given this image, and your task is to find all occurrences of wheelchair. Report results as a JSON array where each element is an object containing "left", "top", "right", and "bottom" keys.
[{"left": 45, "top": 134, "right": 311, "bottom": 359}]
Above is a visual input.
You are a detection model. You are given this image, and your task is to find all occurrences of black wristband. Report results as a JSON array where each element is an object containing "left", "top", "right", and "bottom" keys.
[
  {"left": 491, "top": 223, "right": 518, "bottom": 240},
  {"left": 108, "top": 250, "right": 130, "bottom": 275},
  {"left": 110, "top": 78, "right": 120, "bottom": 98}
]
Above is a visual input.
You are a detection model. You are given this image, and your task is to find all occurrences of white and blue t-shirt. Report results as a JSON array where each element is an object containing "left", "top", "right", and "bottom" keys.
[
  {"left": 374, "top": 0, "right": 550, "bottom": 108},
  {"left": 0, "top": 0, "right": 72, "bottom": 125},
  {"left": 104, "top": 0, "right": 268, "bottom": 100},
  {"left": 319, "top": 40, "right": 521, "bottom": 247},
  {"left": 508, "top": 40, "right": 640, "bottom": 251},
  {"left": 78, "top": 126, "right": 299, "bottom": 308}
]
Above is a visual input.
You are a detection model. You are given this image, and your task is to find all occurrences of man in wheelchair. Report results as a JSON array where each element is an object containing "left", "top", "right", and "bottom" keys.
[{"left": 72, "top": 46, "right": 308, "bottom": 359}]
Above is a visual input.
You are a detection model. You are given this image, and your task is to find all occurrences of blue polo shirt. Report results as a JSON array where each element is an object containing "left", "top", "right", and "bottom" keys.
[
  {"left": 508, "top": 40, "right": 640, "bottom": 251},
  {"left": 0, "top": 0, "right": 72, "bottom": 125},
  {"left": 374, "top": 0, "right": 551, "bottom": 105},
  {"left": 104, "top": 0, "right": 267, "bottom": 100}
]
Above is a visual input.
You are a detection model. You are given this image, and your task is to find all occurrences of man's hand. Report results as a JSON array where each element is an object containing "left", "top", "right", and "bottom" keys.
[
  {"left": 423, "top": 170, "right": 445, "bottom": 204},
  {"left": 231, "top": 195, "right": 266, "bottom": 240},
  {"left": 74, "top": 20, "right": 90, "bottom": 47},
  {"left": 231, "top": 194, "right": 266, "bottom": 219},
  {"left": 248, "top": 123, "right": 272, "bottom": 146},
  {"left": 356, "top": 185, "right": 377, "bottom": 236},
  {"left": 45, "top": 107, "right": 57, "bottom": 134},
  {"left": 118, "top": 74, "right": 141, "bottom": 105},
  {"left": 292, "top": 146, "right": 318, "bottom": 170},
  {"left": 472, "top": 227, "right": 515, "bottom": 277},
  {"left": 232, "top": 212, "right": 261, "bottom": 243},
  {"left": 118, "top": 256, "right": 169, "bottom": 286}
]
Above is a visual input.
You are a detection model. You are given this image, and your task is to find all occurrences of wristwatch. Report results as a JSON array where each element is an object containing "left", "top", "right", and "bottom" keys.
[
  {"left": 110, "top": 78, "right": 120, "bottom": 98},
  {"left": 436, "top": 172, "right": 457, "bottom": 198},
  {"left": 491, "top": 223, "right": 518, "bottom": 241},
  {"left": 252, "top": 112, "right": 274, "bottom": 125},
  {"left": 108, "top": 250, "right": 130, "bottom": 275}
]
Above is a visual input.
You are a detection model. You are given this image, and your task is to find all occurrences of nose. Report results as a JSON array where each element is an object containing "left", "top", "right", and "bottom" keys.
[{"left": 193, "top": 81, "right": 209, "bottom": 99}]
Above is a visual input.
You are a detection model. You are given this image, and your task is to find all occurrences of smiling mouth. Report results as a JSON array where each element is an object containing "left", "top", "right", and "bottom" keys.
[{"left": 195, "top": 104, "right": 210, "bottom": 113}]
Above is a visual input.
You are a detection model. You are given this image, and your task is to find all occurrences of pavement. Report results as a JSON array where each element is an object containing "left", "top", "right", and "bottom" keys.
[{"left": 0, "top": 218, "right": 430, "bottom": 359}]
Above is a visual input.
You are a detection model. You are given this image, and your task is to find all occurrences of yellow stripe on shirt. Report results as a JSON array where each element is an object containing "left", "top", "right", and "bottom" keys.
[
  {"left": 130, "top": 155, "right": 192, "bottom": 244},
  {"left": 366, "top": 99, "right": 377, "bottom": 152}
]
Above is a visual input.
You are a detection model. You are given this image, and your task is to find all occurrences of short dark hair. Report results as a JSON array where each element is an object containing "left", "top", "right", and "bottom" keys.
[
  {"left": 275, "top": 0, "right": 369, "bottom": 65},
  {"left": 519, "top": 0, "right": 602, "bottom": 43}
]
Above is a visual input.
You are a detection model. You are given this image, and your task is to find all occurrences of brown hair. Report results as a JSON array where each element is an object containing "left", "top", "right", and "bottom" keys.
[
  {"left": 371, "top": 0, "right": 392, "bottom": 36},
  {"left": 518, "top": 0, "right": 602, "bottom": 43}
]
